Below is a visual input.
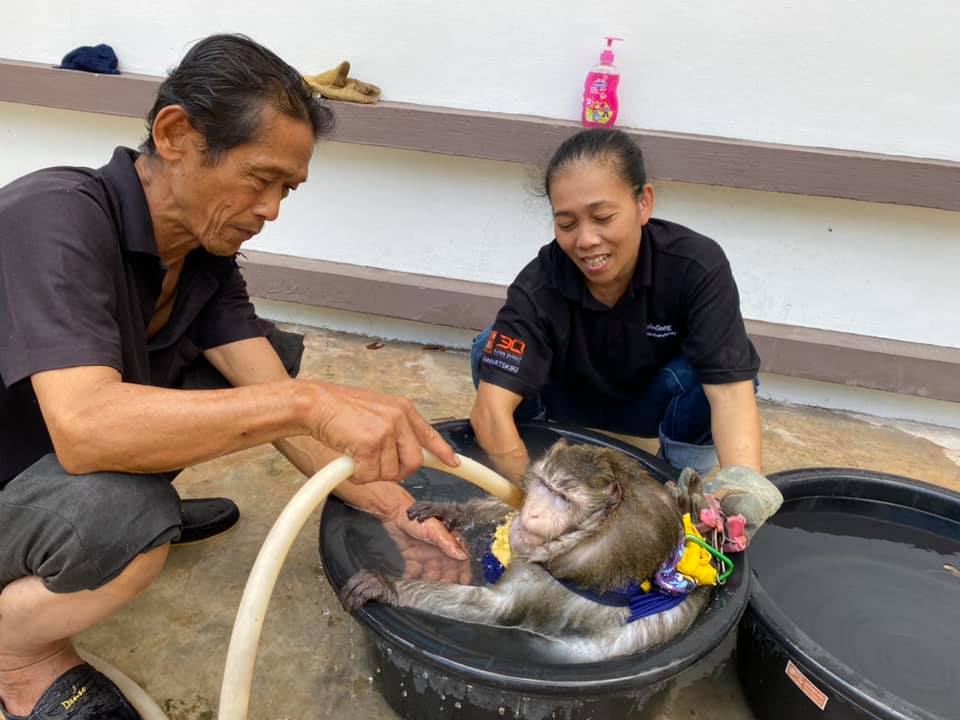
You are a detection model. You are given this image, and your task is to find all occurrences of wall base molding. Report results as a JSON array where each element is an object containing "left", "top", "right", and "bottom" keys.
[{"left": 239, "top": 251, "right": 959, "bottom": 403}]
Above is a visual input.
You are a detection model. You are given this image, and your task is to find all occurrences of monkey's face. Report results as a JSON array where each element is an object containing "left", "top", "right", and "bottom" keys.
[
  {"left": 509, "top": 441, "right": 627, "bottom": 563},
  {"left": 510, "top": 476, "right": 580, "bottom": 556}
]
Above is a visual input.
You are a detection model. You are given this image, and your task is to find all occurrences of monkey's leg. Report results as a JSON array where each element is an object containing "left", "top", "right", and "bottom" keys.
[{"left": 341, "top": 570, "right": 518, "bottom": 626}]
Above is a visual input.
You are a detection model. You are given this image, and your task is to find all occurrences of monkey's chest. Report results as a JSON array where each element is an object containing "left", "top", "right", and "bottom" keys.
[{"left": 479, "top": 513, "right": 723, "bottom": 624}]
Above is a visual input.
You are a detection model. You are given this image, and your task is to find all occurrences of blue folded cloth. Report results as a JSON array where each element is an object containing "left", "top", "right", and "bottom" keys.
[{"left": 58, "top": 44, "right": 120, "bottom": 74}]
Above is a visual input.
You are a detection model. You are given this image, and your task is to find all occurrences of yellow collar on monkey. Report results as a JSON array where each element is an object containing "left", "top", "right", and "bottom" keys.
[{"left": 482, "top": 512, "right": 732, "bottom": 621}]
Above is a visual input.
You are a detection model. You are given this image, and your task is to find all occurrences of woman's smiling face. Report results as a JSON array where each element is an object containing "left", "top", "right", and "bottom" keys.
[{"left": 549, "top": 157, "right": 654, "bottom": 306}]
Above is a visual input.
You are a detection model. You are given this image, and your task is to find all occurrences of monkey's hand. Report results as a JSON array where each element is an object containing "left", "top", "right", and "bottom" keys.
[
  {"left": 340, "top": 570, "right": 400, "bottom": 611},
  {"left": 665, "top": 467, "right": 709, "bottom": 517},
  {"left": 705, "top": 466, "right": 784, "bottom": 543},
  {"left": 407, "top": 501, "right": 468, "bottom": 531}
]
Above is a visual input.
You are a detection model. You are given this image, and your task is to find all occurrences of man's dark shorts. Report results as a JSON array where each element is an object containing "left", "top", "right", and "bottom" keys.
[{"left": 0, "top": 328, "right": 304, "bottom": 594}]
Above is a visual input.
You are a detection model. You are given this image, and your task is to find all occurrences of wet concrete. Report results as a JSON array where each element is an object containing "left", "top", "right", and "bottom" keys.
[{"left": 75, "top": 324, "right": 960, "bottom": 719}]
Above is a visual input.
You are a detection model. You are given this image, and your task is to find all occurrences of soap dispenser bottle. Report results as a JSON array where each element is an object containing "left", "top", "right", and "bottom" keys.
[{"left": 582, "top": 36, "right": 623, "bottom": 128}]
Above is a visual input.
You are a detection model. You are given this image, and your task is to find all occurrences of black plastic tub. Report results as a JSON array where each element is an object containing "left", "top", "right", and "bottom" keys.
[
  {"left": 738, "top": 468, "right": 960, "bottom": 720},
  {"left": 320, "top": 420, "right": 751, "bottom": 720}
]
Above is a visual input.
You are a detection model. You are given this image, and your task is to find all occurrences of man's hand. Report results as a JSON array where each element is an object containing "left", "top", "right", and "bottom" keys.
[
  {"left": 305, "top": 382, "right": 459, "bottom": 483},
  {"left": 333, "top": 478, "right": 469, "bottom": 566},
  {"left": 388, "top": 502, "right": 469, "bottom": 562},
  {"left": 382, "top": 521, "right": 472, "bottom": 584}
]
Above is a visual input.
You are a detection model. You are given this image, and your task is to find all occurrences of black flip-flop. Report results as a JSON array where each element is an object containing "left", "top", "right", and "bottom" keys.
[
  {"left": 172, "top": 497, "right": 240, "bottom": 545},
  {"left": 0, "top": 663, "right": 139, "bottom": 719}
]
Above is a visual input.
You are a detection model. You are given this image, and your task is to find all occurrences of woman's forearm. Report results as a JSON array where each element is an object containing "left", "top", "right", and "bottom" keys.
[
  {"left": 704, "top": 380, "right": 763, "bottom": 472},
  {"left": 470, "top": 385, "right": 529, "bottom": 483}
]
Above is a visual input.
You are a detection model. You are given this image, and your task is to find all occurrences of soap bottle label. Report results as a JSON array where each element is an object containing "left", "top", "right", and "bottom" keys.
[{"left": 583, "top": 72, "right": 619, "bottom": 126}]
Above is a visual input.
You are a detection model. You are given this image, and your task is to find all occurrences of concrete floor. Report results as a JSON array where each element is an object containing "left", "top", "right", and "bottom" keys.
[{"left": 75, "top": 324, "right": 960, "bottom": 719}]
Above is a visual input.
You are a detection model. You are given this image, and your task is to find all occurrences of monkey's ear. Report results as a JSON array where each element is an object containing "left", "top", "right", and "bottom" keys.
[
  {"left": 607, "top": 481, "right": 623, "bottom": 514},
  {"left": 547, "top": 438, "right": 570, "bottom": 456}
]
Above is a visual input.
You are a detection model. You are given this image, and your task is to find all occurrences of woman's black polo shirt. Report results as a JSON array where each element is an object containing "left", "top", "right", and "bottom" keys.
[
  {"left": 0, "top": 147, "right": 266, "bottom": 486},
  {"left": 477, "top": 218, "right": 760, "bottom": 403}
]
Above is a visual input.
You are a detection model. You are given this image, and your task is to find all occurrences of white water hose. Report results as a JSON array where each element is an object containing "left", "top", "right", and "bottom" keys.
[{"left": 77, "top": 450, "right": 522, "bottom": 720}]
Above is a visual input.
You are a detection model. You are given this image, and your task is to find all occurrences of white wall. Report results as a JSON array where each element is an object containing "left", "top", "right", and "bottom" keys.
[
  {"left": 2, "top": 0, "right": 959, "bottom": 160},
  {"left": 1, "top": 2, "right": 958, "bottom": 425},
  {"left": 2, "top": 102, "right": 957, "bottom": 348}
]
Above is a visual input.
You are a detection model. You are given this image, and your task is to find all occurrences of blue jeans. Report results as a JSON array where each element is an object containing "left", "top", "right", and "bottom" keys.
[{"left": 470, "top": 327, "right": 718, "bottom": 475}]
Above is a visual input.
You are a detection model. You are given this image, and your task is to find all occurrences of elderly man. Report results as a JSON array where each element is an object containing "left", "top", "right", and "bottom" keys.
[{"left": 0, "top": 34, "right": 463, "bottom": 718}]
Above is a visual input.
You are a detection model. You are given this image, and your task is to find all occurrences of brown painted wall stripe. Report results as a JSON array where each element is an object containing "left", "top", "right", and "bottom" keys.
[
  {"left": 3, "top": 58, "right": 960, "bottom": 212},
  {"left": 240, "top": 251, "right": 960, "bottom": 403}
]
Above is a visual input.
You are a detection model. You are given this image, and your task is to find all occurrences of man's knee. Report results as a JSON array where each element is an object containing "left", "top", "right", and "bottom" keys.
[
  {"left": 0, "top": 456, "right": 182, "bottom": 593},
  {"left": 178, "top": 326, "right": 306, "bottom": 390},
  {"left": 109, "top": 543, "right": 170, "bottom": 599}
]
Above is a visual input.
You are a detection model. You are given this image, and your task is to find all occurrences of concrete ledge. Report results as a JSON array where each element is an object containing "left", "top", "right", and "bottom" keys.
[
  {"left": 239, "top": 250, "right": 505, "bottom": 331},
  {"left": 744, "top": 320, "right": 959, "bottom": 403},
  {"left": 239, "top": 250, "right": 960, "bottom": 403},
  {"left": 3, "top": 58, "right": 960, "bottom": 212}
]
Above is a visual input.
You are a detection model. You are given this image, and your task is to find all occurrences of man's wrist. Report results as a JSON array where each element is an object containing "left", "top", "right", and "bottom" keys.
[{"left": 288, "top": 378, "right": 325, "bottom": 437}]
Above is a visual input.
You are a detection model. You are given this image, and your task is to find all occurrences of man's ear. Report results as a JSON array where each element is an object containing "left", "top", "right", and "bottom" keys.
[{"left": 150, "top": 105, "right": 196, "bottom": 162}]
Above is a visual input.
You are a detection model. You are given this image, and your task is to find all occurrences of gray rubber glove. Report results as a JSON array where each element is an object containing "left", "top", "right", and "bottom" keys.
[{"left": 704, "top": 466, "right": 784, "bottom": 540}]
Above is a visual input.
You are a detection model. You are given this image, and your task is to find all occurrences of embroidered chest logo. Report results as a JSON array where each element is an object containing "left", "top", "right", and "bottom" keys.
[
  {"left": 646, "top": 323, "right": 677, "bottom": 339},
  {"left": 481, "top": 330, "right": 526, "bottom": 375}
]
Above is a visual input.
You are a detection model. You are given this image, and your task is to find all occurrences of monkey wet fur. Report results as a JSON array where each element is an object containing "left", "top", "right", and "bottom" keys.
[{"left": 340, "top": 440, "right": 711, "bottom": 661}]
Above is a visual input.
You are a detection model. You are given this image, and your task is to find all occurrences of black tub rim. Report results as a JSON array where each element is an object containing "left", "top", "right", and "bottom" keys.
[
  {"left": 320, "top": 419, "right": 752, "bottom": 694},
  {"left": 745, "top": 467, "right": 960, "bottom": 720}
]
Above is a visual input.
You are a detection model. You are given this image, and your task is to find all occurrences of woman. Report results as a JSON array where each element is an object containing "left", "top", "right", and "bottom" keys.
[{"left": 470, "top": 129, "right": 770, "bottom": 511}]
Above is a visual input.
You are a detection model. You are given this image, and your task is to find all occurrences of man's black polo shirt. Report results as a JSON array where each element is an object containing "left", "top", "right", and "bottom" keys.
[
  {"left": 478, "top": 218, "right": 760, "bottom": 403},
  {"left": 0, "top": 147, "right": 266, "bottom": 487}
]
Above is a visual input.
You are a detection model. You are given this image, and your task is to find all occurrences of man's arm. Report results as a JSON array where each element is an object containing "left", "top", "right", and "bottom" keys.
[
  {"left": 470, "top": 381, "right": 529, "bottom": 484},
  {"left": 31, "top": 340, "right": 457, "bottom": 483},
  {"left": 205, "top": 336, "right": 467, "bottom": 559},
  {"left": 703, "top": 380, "right": 763, "bottom": 472}
]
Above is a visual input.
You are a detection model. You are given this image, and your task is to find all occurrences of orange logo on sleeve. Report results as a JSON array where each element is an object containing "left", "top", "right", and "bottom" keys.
[{"left": 494, "top": 333, "right": 526, "bottom": 356}]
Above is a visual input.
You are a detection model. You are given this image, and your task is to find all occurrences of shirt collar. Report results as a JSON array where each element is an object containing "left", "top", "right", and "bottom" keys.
[
  {"left": 634, "top": 223, "right": 654, "bottom": 290},
  {"left": 99, "top": 146, "right": 160, "bottom": 258}
]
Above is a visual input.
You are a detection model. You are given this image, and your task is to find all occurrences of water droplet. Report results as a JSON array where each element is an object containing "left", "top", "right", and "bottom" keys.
[
  {"left": 386, "top": 648, "right": 392, "bottom": 654},
  {"left": 441, "top": 694, "right": 446, "bottom": 700},
  {"left": 455, "top": 702, "right": 462, "bottom": 709},
  {"left": 402, "top": 690, "right": 408, "bottom": 698},
  {"left": 367, "top": 676, "right": 373, "bottom": 684},
  {"left": 423, "top": 671, "right": 429, "bottom": 678},
  {"left": 498, "top": 708, "right": 505, "bottom": 716}
]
